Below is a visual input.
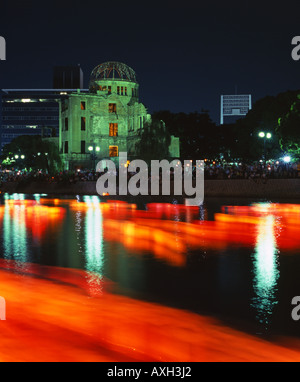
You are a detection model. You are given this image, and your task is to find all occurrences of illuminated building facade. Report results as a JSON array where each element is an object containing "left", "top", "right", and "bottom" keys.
[{"left": 59, "top": 61, "right": 180, "bottom": 170}]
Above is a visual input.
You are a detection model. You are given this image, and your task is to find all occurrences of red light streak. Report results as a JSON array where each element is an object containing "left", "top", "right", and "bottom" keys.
[{"left": 0, "top": 259, "right": 300, "bottom": 361}]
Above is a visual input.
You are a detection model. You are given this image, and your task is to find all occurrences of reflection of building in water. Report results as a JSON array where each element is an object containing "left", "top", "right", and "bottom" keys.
[
  {"left": 3, "top": 194, "right": 28, "bottom": 264},
  {"left": 251, "top": 215, "right": 280, "bottom": 328},
  {"left": 84, "top": 196, "right": 104, "bottom": 272},
  {"left": 82, "top": 196, "right": 104, "bottom": 293},
  {"left": 59, "top": 61, "right": 180, "bottom": 170}
]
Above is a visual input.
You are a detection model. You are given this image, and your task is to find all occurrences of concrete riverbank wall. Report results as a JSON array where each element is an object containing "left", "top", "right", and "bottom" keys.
[{"left": 1, "top": 178, "right": 299, "bottom": 199}]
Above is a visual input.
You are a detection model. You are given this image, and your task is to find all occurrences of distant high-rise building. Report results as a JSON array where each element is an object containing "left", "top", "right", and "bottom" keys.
[
  {"left": 53, "top": 65, "right": 84, "bottom": 89},
  {"left": 220, "top": 94, "right": 252, "bottom": 124}
]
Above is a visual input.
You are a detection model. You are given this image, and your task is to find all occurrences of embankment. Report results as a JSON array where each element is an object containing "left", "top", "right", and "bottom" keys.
[{"left": 1, "top": 178, "right": 299, "bottom": 199}]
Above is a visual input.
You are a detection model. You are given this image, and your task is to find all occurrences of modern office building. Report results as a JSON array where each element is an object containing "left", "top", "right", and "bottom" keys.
[
  {"left": 220, "top": 94, "right": 252, "bottom": 124},
  {"left": 0, "top": 65, "right": 86, "bottom": 151},
  {"left": 0, "top": 88, "right": 88, "bottom": 151},
  {"left": 53, "top": 65, "right": 84, "bottom": 89},
  {"left": 59, "top": 61, "right": 180, "bottom": 170}
]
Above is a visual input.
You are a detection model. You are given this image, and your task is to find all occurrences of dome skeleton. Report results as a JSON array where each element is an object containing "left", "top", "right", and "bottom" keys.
[{"left": 90, "top": 61, "right": 137, "bottom": 84}]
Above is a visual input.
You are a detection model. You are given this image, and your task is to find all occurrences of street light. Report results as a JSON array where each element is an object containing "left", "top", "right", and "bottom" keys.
[
  {"left": 258, "top": 131, "right": 272, "bottom": 161},
  {"left": 88, "top": 144, "right": 100, "bottom": 169},
  {"left": 13, "top": 154, "right": 25, "bottom": 170}
]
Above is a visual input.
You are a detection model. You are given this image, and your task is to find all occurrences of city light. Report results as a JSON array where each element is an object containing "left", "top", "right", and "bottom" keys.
[
  {"left": 283, "top": 156, "right": 291, "bottom": 163},
  {"left": 258, "top": 131, "right": 272, "bottom": 139},
  {"left": 258, "top": 132, "right": 272, "bottom": 161},
  {"left": 88, "top": 146, "right": 100, "bottom": 152}
]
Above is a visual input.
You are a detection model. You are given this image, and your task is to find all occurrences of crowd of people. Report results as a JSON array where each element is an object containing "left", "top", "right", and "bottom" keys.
[
  {"left": 0, "top": 160, "right": 299, "bottom": 186},
  {"left": 0, "top": 169, "right": 99, "bottom": 184},
  {"left": 203, "top": 161, "right": 300, "bottom": 180}
]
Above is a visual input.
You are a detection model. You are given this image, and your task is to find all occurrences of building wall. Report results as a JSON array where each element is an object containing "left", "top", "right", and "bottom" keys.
[{"left": 60, "top": 82, "right": 151, "bottom": 169}]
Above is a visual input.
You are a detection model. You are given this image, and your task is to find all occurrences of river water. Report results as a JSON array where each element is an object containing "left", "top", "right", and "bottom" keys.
[{"left": 0, "top": 193, "right": 300, "bottom": 361}]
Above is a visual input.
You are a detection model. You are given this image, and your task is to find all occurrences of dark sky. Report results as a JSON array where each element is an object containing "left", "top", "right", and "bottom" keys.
[{"left": 0, "top": 0, "right": 299, "bottom": 123}]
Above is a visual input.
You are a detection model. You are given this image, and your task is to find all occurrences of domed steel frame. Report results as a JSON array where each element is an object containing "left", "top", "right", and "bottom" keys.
[{"left": 90, "top": 61, "right": 137, "bottom": 84}]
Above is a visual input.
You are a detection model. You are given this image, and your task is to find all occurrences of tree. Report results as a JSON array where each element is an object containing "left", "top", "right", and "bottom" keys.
[
  {"left": 1, "top": 135, "right": 62, "bottom": 174},
  {"left": 152, "top": 110, "right": 218, "bottom": 160},
  {"left": 134, "top": 118, "right": 172, "bottom": 164},
  {"left": 276, "top": 95, "right": 300, "bottom": 157},
  {"left": 231, "top": 90, "right": 300, "bottom": 161}
]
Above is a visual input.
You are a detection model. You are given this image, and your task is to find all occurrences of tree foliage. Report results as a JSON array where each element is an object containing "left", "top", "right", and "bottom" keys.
[
  {"left": 152, "top": 110, "right": 219, "bottom": 160},
  {"left": 1, "top": 135, "right": 62, "bottom": 174},
  {"left": 151, "top": 91, "right": 300, "bottom": 163},
  {"left": 231, "top": 90, "right": 300, "bottom": 161},
  {"left": 276, "top": 95, "right": 300, "bottom": 157},
  {"left": 134, "top": 118, "right": 172, "bottom": 164}
]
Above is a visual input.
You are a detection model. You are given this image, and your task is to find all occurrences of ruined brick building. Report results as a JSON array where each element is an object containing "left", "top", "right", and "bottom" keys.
[{"left": 59, "top": 61, "right": 179, "bottom": 170}]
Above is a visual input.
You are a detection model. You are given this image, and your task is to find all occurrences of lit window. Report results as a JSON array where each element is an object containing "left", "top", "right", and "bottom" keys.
[
  {"left": 81, "top": 101, "right": 86, "bottom": 110},
  {"left": 121, "top": 87, "right": 123, "bottom": 95},
  {"left": 108, "top": 86, "right": 111, "bottom": 94},
  {"left": 109, "top": 145, "right": 118, "bottom": 157},
  {"left": 108, "top": 103, "right": 117, "bottom": 113},
  {"left": 117, "top": 86, "right": 120, "bottom": 95},
  {"left": 109, "top": 123, "right": 118, "bottom": 136}
]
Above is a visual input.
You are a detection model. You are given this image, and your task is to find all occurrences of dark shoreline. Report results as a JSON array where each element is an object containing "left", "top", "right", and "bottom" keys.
[{"left": 1, "top": 178, "right": 299, "bottom": 200}]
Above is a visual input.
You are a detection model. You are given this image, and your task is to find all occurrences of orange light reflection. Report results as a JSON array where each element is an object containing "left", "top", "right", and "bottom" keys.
[{"left": 1, "top": 259, "right": 300, "bottom": 362}]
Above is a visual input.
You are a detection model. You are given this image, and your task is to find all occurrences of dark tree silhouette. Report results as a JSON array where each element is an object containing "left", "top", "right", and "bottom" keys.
[
  {"left": 276, "top": 95, "right": 300, "bottom": 157},
  {"left": 134, "top": 118, "right": 172, "bottom": 164},
  {"left": 1, "top": 135, "right": 62, "bottom": 174}
]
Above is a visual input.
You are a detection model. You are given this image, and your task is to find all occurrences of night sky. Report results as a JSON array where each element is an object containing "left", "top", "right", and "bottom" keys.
[{"left": 0, "top": 0, "right": 299, "bottom": 123}]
